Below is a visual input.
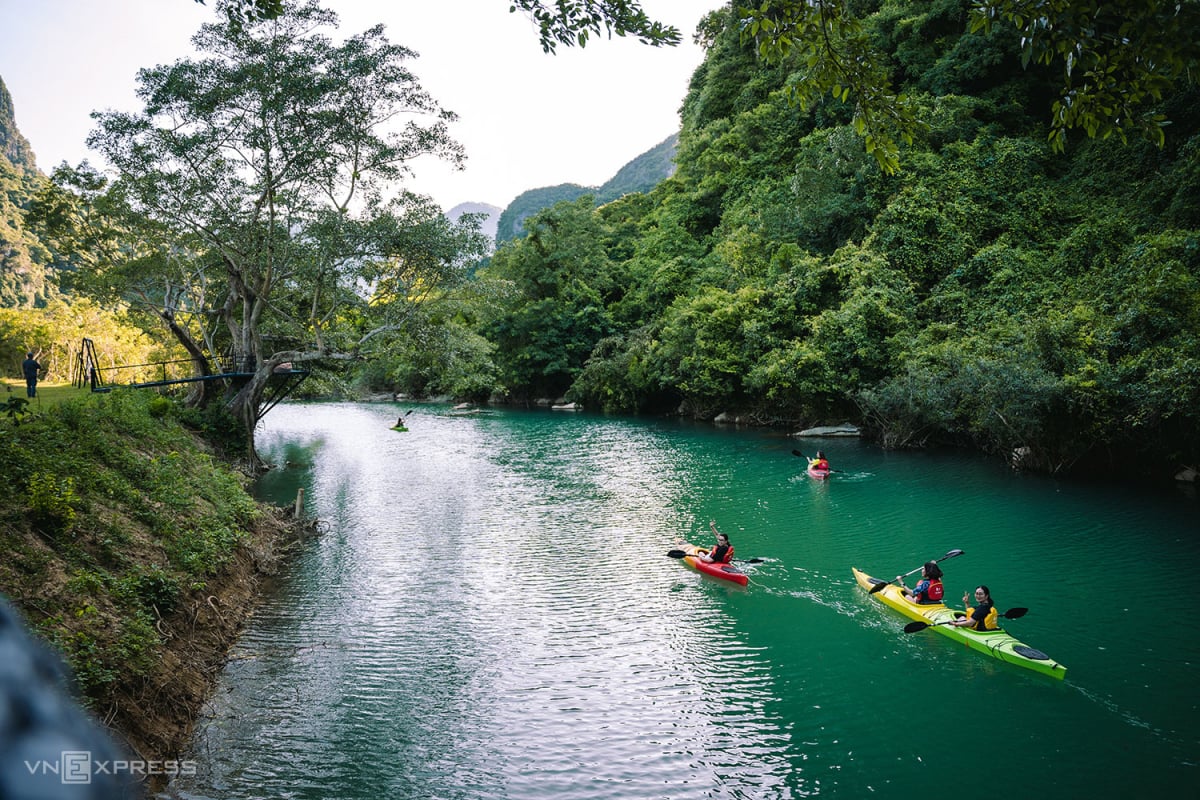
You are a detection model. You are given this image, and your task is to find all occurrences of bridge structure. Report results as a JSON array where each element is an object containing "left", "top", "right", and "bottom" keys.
[{"left": 74, "top": 337, "right": 310, "bottom": 415}]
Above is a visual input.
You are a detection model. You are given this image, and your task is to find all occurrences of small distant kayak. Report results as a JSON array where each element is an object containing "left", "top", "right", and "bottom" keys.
[
  {"left": 390, "top": 425, "right": 408, "bottom": 432},
  {"left": 676, "top": 543, "right": 748, "bottom": 586},
  {"left": 852, "top": 567, "right": 1066, "bottom": 679},
  {"left": 807, "top": 461, "right": 831, "bottom": 480}
]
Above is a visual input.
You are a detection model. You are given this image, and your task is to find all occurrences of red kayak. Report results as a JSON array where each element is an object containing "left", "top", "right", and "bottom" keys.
[{"left": 675, "top": 543, "right": 748, "bottom": 586}]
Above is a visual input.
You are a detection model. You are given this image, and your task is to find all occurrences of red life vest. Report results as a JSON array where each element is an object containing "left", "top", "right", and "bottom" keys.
[
  {"left": 926, "top": 579, "right": 944, "bottom": 601},
  {"left": 710, "top": 544, "right": 734, "bottom": 564}
]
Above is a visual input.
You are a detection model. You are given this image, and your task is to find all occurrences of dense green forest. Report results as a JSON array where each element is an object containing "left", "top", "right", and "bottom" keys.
[
  {"left": 374, "top": 1, "right": 1200, "bottom": 478},
  {"left": 3, "top": 0, "right": 1198, "bottom": 480}
]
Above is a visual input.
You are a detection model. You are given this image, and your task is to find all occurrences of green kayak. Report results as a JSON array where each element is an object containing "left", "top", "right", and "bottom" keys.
[{"left": 852, "top": 567, "right": 1067, "bottom": 680}]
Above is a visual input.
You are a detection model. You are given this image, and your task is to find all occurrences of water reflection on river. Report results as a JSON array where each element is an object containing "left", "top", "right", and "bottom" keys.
[{"left": 168, "top": 402, "right": 1199, "bottom": 799}]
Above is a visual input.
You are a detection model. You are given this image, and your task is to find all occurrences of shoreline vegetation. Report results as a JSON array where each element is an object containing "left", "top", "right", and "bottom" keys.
[{"left": 0, "top": 387, "right": 315, "bottom": 794}]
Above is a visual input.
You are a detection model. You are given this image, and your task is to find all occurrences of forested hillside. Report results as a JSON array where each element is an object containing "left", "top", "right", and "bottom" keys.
[
  {"left": 385, "top": 0, "right": 1200, "bottom": 479},
  {"left": 0, "top": 76, "right": 53, "bottom": 307},
  {"left": 494, "top": 132, "right": 678, "bottom": 244}
]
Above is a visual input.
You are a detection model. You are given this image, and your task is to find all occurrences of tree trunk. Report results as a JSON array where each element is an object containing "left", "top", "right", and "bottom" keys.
[
  {"left": 226, "top": 365, "right": 272, "bottom": 472},
  {"left": 160, "top": 310, "right": 218, "bottom": 408}
]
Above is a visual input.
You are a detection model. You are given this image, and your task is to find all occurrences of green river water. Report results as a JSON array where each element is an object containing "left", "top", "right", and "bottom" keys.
[{"left": 168, "top": 402, "right": 1198, "bottom": 799}]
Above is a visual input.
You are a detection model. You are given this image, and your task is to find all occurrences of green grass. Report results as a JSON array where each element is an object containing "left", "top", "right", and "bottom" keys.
[{"left": 1, "top": 378, "right": 92, "bottom": 409}]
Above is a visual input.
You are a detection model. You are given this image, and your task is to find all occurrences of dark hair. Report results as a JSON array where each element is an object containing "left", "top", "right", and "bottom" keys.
[
  {"left": 924, "top": 562, "right": 943, "bottom": 579},
  {"left": 977, "top": 585, "right": 991, "bottom": 600},
  {"left": 816, "top": 450, "right": 825, "bottom": 458}
]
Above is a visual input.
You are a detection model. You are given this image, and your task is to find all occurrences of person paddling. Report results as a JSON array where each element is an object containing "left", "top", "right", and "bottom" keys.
[
  {"left": 697, "top": 520, "right": 734, "bottom": 564},
  {"left": 809, "top": 450, "right": 830, "bottom": 472},
  {"left": 899, "top": 561, "right": 944, "bottom": 605}
]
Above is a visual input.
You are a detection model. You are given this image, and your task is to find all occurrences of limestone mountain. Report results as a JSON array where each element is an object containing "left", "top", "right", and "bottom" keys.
[
  {"left": 447, "top": 202, "right": 502, "bottom": 250},
  {"left": 0, "top": 76, "right": 38, "bottom": 174},
  {"left": 0, "top": 74, "right": 52, "bottom": 308},
  {"left": 495, "top": 132, "right": 677, "bottom": 246}
]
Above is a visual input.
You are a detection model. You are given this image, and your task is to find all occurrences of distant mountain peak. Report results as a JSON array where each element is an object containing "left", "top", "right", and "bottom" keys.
[{"left": 447, "top": 202, "right": 502, "bottom": 247}]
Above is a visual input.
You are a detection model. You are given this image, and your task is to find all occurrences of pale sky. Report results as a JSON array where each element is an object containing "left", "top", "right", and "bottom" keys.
[{"left": 0, "top": 0, "right": 723, "bottom": 212}]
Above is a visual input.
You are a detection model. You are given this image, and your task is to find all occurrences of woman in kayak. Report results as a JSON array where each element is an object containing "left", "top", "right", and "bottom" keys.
[
  {"left": 953, "top": 585, "right": 999, "bottom": 631},
  {"left": 697, "top": 520, "right": 734, "bottom": 564},
  {"left": 899, "top": 561, "right": 944, "bottom": 604},
  {"left": 810, "top": 451, "right": 830, "bottom": 471}
]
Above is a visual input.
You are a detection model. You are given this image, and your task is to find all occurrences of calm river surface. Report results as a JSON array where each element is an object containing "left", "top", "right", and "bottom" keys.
[{"left": 168, "top": 402, "right": 1198, "bottom": 799}]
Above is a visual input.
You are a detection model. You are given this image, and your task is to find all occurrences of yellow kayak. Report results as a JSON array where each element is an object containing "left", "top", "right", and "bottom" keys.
[{"left": 852, "top": 567, "right": 1066, "bottom": 679}]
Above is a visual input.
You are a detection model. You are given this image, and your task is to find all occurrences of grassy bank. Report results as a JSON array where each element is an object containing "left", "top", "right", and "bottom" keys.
[
  {"left": 1, "top": 377, "right": 92, "bottom": 408},
  {"left": 0, "top": 387, "right": 310, "bottom": 771}
]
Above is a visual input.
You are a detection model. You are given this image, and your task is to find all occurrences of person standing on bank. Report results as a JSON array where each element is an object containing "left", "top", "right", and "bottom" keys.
[{"left": 22, "top": 351, "right": 41, "bottom": 398}]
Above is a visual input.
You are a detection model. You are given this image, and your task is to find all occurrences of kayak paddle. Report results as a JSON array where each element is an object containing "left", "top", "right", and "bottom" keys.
[
  {"left": 869, "top": 548, "right": 965, "bottom": 594},
  {"left": 791, "top": 449, "right": 844, "bottom": 472},
  {"left": 666, "top": 549, "right": 764, "bottom": 564},
  {"left": 903, "top": 607, "right": 1029, "bottom": 633}
]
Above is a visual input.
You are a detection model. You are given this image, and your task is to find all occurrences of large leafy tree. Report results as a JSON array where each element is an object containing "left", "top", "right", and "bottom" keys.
[{"left": 54, "top": 0, "right": 487, "bottom": 462}]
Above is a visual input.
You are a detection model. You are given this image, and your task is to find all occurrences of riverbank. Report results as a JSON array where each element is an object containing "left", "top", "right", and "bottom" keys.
[
  {"left": 109, "top": 504, "right": 314, "bottom": 775},
  {"left": 0, "top": 390, "right": 315, "bottom": 793}
]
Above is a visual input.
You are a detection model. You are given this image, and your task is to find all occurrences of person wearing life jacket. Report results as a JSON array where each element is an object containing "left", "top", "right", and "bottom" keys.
[
  {"left": 899, "top": 561, "right": 945, "bottom": 605},
  {"left": 810, "top": 451, "right": 830, "bottom": 472},
  {"left": 697, "top": 519, "right": 734, "bottom": 564},
  {"left": 953, "top": 585, "right": 1000, "bottom": 631}
]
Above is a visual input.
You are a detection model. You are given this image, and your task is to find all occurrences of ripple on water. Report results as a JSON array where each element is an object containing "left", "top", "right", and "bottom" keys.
[{"left": 172, "top": 405, "right": 1200, "bottom": 800}]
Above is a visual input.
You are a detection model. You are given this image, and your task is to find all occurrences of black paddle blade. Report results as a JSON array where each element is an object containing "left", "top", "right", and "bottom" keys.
[
  {"left": 792, "top": 449, "right": 807, "bottom": 458},
  {"left": 1002, "top": 607, "right": 1029, "bottom": 619},
  {"left": 868, "top": 579, "right": 891, "bottom": 594},
  {"left": 666, "top": 550, "right": 687, "bottom": 559},
  {"left": 903, "top": 621, "right": 931, "bottom": 633}
]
